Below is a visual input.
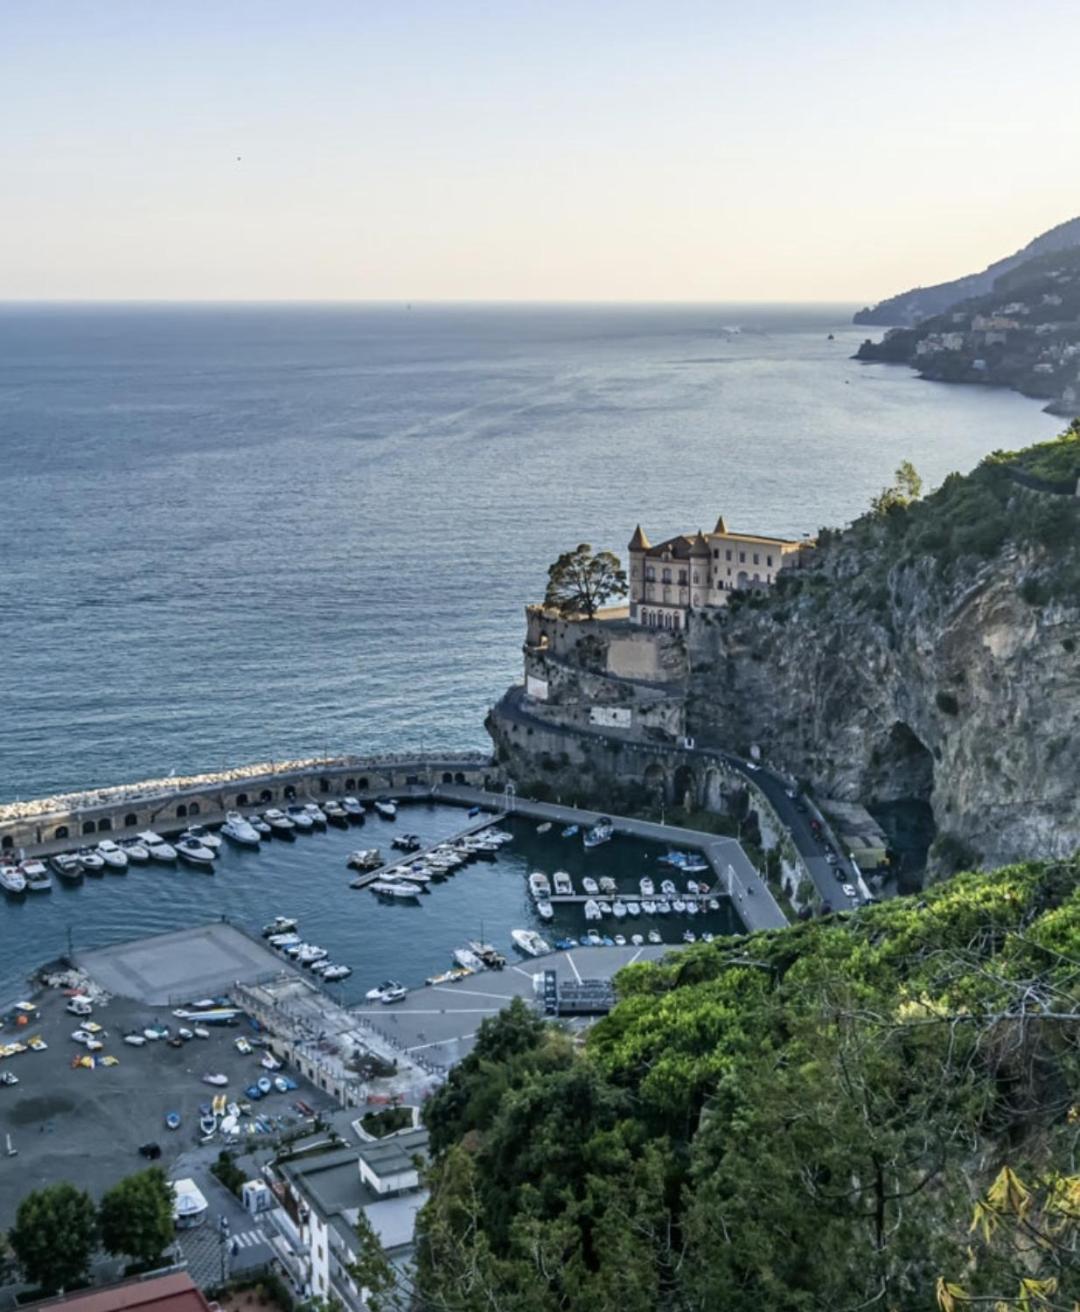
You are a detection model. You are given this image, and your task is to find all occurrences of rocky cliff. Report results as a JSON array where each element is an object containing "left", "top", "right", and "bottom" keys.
[
  {"left": 853, "top": 214, "right": 1080, "bottom": 326},
  {"left": 685, "top": 432, "right": 1080, "bottom": 874}
]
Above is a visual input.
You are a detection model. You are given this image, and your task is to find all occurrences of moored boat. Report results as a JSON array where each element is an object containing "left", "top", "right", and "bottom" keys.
[
  {"left": 370, "top": 880, "right": 421, "bottom": 899},
  {"left": 183, "top": 825, "right": 222, "bottom": 852},
  {"left": 50, "top": 853, "right": 84, "bottom": 883},
  {"left": 120, "top": 838, "right": 151, "bottom": 863},
  {"left": 139, "top": 831, "right": 178, "bottom": 862},
  {"left": 262, "top": 809, "right": 296, "bottom": 838},
  {"left": 511, "top": 928, "right": 551, "bottom": 957},
  {"left": 527, "top": 871, "right": 551, "bottom": 900},
  {"left": 95, "top": 839, "right": 129, "bottom": 871},
  {"left": 77, "top": 847, "right": 106, "bottom": 874},
  {"left": 220, "top": 812, "right": 261, "bottom": 847},
  {"left": 552, "top": 870, "right": 573, "bottom": 896},
  {"left": 374, "top": 798, "right": 398, "bottom": 820},
  {"left": 177, "top": 836, "right": 216, "bottom": 867},
  {"left": 0, "top": 863, "right": 27, "bottom": 894},
  {"left": 285, "top": 805, "right": 315, "bottom": 832},
  {"left": 536, "top": 899, "right": 555, "bottom": 921},
  {"left": 583, "top": 817, "right": 614, "bottom": 849},
  {"left": 342, "top": 796, "right": 366, "bottom": 822},
  {"left": 22, "top": 860, "right": 52, "bottom": 892},
  {"left": 303, "top": 803, "right": 327, "bottom": 829},
  {"left": 262, "top": 915, "right": 298, "bottom": 936},
  {"left": 347, "top": 848, "right": 382, "bottom": 871},
  {"left": 323, "top": 800, "right": 349, "bottom": 827}
]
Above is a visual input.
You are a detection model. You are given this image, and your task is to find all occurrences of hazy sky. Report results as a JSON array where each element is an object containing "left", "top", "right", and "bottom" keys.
[{"left": 3, "top": 0, "right": 1078, "bottom": 302}]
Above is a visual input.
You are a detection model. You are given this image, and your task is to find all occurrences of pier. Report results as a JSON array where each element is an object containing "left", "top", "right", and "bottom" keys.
[{"left": 354, "top": 812, "right": 507, "bottom": 885}]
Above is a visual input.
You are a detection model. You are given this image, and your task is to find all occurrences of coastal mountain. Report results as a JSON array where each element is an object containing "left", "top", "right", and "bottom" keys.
[
  {"left": 855, "top": 243, "right": 1080, "bottom": 417},
  {"left": 853, "top": 214, "right": 1080, "bottom": 326}
]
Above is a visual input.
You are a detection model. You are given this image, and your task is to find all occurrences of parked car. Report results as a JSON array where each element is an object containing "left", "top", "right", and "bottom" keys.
[
  {"left": 842, "top": 883, "right": 856, "bottom": 898},
  {"left": 139, "top": 1142, "right": 162, "bottom": 1159}
]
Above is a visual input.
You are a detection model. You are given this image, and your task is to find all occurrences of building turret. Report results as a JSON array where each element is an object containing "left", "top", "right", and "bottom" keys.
[
  {"left": 690, "top": 530, "right": 710, "bottom": 557},
  {"left": 628, "top": 524, "right": 650, "bottom": 551},
  {"left": 713, "top": 514, "right": 729, "bottom": 535}
]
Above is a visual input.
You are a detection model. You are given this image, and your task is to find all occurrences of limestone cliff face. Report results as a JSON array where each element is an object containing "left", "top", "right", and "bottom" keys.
[{"left": 686, "top": 520, "right": 1080, "bottom": 874}]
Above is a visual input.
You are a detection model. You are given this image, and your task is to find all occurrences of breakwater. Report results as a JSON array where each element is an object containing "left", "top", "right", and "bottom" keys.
[{"left": 0, "top": 750, "right": 497, "bottom": 855}]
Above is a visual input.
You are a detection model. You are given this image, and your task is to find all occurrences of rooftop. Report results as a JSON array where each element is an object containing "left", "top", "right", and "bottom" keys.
[
  {"left": 356, "top": 1126, "right": 429, "bottom": 1177},
  {"left": 29, "top": 1274, "right": 211, "bottom": 1312}
]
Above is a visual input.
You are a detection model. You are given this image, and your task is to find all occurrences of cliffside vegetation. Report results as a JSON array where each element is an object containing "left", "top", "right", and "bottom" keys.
[{"left": 415, "top": 857, "right": 1080, "bottom": 1311}]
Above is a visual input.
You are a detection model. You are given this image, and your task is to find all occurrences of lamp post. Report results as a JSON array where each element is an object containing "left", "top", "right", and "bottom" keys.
[{"left": 218, "top": 1214, "right": 230, "bottom": 1284}]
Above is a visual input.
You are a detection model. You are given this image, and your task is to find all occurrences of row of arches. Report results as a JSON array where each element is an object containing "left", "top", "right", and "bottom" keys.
[
  {"left": 642, "top": 760, "right": 726, "bottom": 810},
  {"left": 640, "top": 609, "right": 683, "bottom": 631}
]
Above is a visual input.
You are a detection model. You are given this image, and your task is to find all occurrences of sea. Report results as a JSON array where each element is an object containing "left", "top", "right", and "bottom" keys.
[{"left": 0, "top": 302, "right": 1063, "bottom": 996}]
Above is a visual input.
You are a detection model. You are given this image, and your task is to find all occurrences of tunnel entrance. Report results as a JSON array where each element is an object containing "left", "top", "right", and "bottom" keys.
[{"left": 869, "top": 720, "right": 936, "bottom": 891}]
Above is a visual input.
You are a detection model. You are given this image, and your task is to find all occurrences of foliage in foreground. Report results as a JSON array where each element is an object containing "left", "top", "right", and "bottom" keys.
[
  {"left": 8, "top": 1181, "right": 98, "bottom": 1293},
  {"left": 98, "top": 1167, "right": 175, "bottom": 1267},
  {"left": 415, "top": 858, "right": 1080, "bottom": 1311}
]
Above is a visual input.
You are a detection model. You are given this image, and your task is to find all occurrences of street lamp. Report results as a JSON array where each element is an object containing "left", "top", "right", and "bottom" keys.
[{"left": 218, "top": 1215, "right": 230, "bottom": 1284}]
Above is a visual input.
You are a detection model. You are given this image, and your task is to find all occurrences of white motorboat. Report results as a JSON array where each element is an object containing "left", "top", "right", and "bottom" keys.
[
  {"left": 50, "top": 853, "right": 84, "bottom": 883},
  {"left": 511, "top": 928, "right": 551, "bottom": 957},
  {"left": 139, "top": 831, "right": 178, "bottom": 862},
  {"left": 323, "top": 800, "right": 348, "bottom": 827},
  {"left": 22, "top": 860, "right": 52, "bottom": 892},
  {"left": 371, "top": 880, "right": 421, "bottom": 899},
  {"left": 221, "top": 812, "right": 261, "bottom": 847},
  {"left": 262, "top": 809, "right": 296, "bottom": 837},
  {"left": 249, "top": 815, "right": 272, "bottom": 837},
  {"left": 581, "top": 876, "right": 599, "bottom": 896},
  {"left": 639, "top": 877, "right": 655, "bottom": 898},
  {"left": 648, "top": 929, "right": 662, "bottom": 944},
  {"left": 374, "top": 798, "right": 397, "bottom": 820},
  {"left": 342, "top": 796, "right": 366, "bottom": 821},
  {"left": 366, "top": 980, "right": 402, "bottom": 1001},
  {"left": 660, "top": 879, "right": 677, "bottom": 898},
  {"left": 183, "top": 825, "right": 222, "bottom": 852},
  {"left": 626, "top": 902, "right": 641, "bottom": 918},
  {"left": 285, "top": 805, "right": 315, "bottom": 832},
  {"left": 78, "top": 847, "right": 106, "bottom": 873},
  {"left": 0, "top": 864, "right": 27, "bottom": 893},
  {"left": 641, "top": 899, "right": 657, "bottom": 915},
  {"left": 686, "top": 900, "right": 699, "bottom": 916},
  {"left": 597, "top": 900, "right": 612, "bottom": 916},
  {"left": 655, "top": 899, "right": 672, "bottom": 915},
  {"left": 598, "top": 877, "right": 617, "bottom": 896},
  {"left": 347, "top": 848, "right": 382, "bottom": 871},
  {"left": 96, "top": 839, "right": 129, "bottom": 871},
  {"left": 672, "top": 898, "right": 687, "bottom": 914},
  {"left": 527, "top": 871, "right": 551, "bottom": 900},
  {"left": 303, "top": 803, "right": 327, "bottom": 829},
  {"left": 631, "top": 933, "right": 644, "bottom": 946},
  {"left": 322, "top": 964, "right": 352, "bottom": 982},
  {"left": 614, "top": 933, "right": 627, "bottom": 946},
  {"left": 683, "top": 930, "right": 697, "bottom": 944},
  {"left": 536, "top": 899, "right": 555, "bottom": 921},
  {"left": 611, "top": 901, "right": 627, "bottom": 920},
  {"left": 453, "top": 947, "right": 484, "bottom": 972},
  {"left": 552, "top": 870, "right": 573, "bottom": 896},
  {"left": 296, "top": 945, "right": 328, "bottom": 966},
  {"left": 262, "top": 916, "right": 298, "bottom": 936},
  {"left": 536, "top": 822, "right": 552, "bottom": 834},
  {"left": 123, "top": 1032, "right": 147, "bottom": 1047},
  {"left": 708, "top": 898, "right": 720, "bottom": 911},
  {"left": 583, "top": 899, "right": 602, "bottom": 922},
  {"left": 177, "top": 837, "right": 216, "bottom": 867},
  {"left": 379, "top": 982, "right": 407, "bottom": 1003},
  {"left": 583, "top": 817, "right": 614, "bottom": 849},
  {"left": 686, "top": 880, "right": 701, "bottom": 896},
  {"left": 121, "top": 838, "right": 151, "bottom": 863}
]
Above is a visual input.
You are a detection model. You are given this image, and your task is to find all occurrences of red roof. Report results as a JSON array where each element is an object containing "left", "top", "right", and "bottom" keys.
[{"left": 31, "top": 1274, "right": 213, "bottom": 1312}]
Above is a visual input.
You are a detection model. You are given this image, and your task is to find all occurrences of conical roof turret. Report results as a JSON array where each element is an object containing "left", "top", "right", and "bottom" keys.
[
  {"left": 628, "top": 524, "right": 650, "bottom": 551},
  {"left": 690, "top": 530, "right": 710, "bottom": 557},
  {"left": 713, "top": 514, "right": 729, "bottom": 535}
]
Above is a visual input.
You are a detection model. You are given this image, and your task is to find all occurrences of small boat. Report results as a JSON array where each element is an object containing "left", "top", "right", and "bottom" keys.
[
  {"left": 626, "top": 902, "right": 641, "bottom": 918},
  {"left": 262, "top": 809, "right": 296, "bottom": 837},
  {"left": 583, "top": 899, "right": 602, "bottom": 922},
  {"left": 536, "top": 899, "right": 555, "bottom": 921},
  {"left": 367, "top": 979, "right": 403, "bottom": 1001},
  {"left": 50, "top": 853, "right": 84, "bottom": 883},
  {"left": 257, "top": 1076, "right": 272, "bottom": 1095},
  {"left": 453, "top": 947, "right": 484, "bottom": 972},
  {"left": 0, "top": 863, "right": 27, "bottom": 893},
  {"left": 642, "top": 900, "right": 656, "bottom": 915},
  {"left": 598, "top": 877, "right": 617, "bottom": 896},
  {"left": 139, "top": 831, "right": 178, "bottom": 862},
  {"left": 701, "top": 932, "right": 715, "bottom": 943},
  {"left": 561, "top": 825, "right": 579, "bottom": 839},
  {"left": 370, "top": 880, "right": 421, "bottom": 899},
  {"left": 193, "top": 1026, "right": 210, "bottom": 1039},
  {"left": 235, "top": 1037, "right": 252, "bottom": 1054},
  {"left": 262, "top": 916, "right": 298, "bottom": 936},
  {"left": 648, "top": 929, "right": 662, "bottom": 944},
  {"left": 199, "top": 1115, "right": 217, "bottom": 1137},
  {"left": 426, "top": 967, "right": 472, "bottom": 985},
  {"left": 95, "top": 839, "right": 129, "bottom": 871},
  {"left": 202, "top": 1073, "right": 229, "bottom": 1086},
  {"left": 672, "top": 899, "right": 687, "bottom": 914},
  {"left": 121, "top": 838, "right": 151, "bottom": 863},
  {"left": 687, "top": 880, "right": 700, "bottom": 896},
  {"left": 177, "top": 837, "right": 216, "bottom": 867},
  {"left": 183, "top": 825, "right": 222, "bottom": 852},
  {"left": 536, "top": 822, "right": 552, "bottom": 834},
  {"left": 612, "top": 901, "right": 627, "bottom": 919},
  {"left": 708, "top": 898, "right": 720, "bottom": 912},
  {"left": 342, "top": 796, "right": 366, "bottom": 822},
  {"left": 683, "top": 930, "right": 697, "bottom": 944},
  {"left": 656, "top": 900, "right": 672, "bottom": 915},
  {"left": 260, "top": 1052, "right": 282, "bottom": 1070},
  {"left": 660, "top": 879, "right": 677, "bottom": 898},
  {"left": 143, "top": 1025, "right": 168, "bottom": 1041},
  {"left": 631, "top": 933, "right": 644, "bottom": 946},
  {"left": 22, "top": 860, "right": 52, "bottom": 892},
  {"left": 221, "top": 812, "right": 261, "bottom": 848},
  {"left": 583, "top": 817, "right": 614, "bottom": 849},
  {"left": 77, "top": 848, "right": 106, "bottom": 873},
  {"left": 391, "top": 833, "right": 422, "bottom": 852},
  {"left": 511, "top": 928, "right": 551, "bottom": 957},
  {"left": 323, "top": 800, "right": 349, "bottom": 827},
  {"left": 249, "top": 815, "right": 271, "bottom": 837},
  {"left": 245, "top": 1083, "right": 265, "bottom": 1100},
  {"left": 123, "top": 1032, "right": 147, "bottom": 1046},
  {"left": 283, "top": 805, "right": 314, "bottom": 833},
  {"left": 467, "top": 805, "right": 483, "bottom": 817},
  {"left": 686, "top": 900, "right": 699, "bottom": 916},
  {"left": 321, "top": 964, "right": 352, "bottom": 981},
  {"left": 552, "top": 871, "right": 573, "bottom": 896},
  {"left": 528, "top": 871, "right": 551, "bottom": 900},
  {"left": 374, "top": 798, "right": 397, "bottom": 820},
  {"left": 164, "top": 1111, "right": 181, "bottom": 1131},
  {"left": 581, "top": 876, "right": 599, "bottom": 896},
  {"left": 177, "top": 1027, "right": 194, "bottom": 1040},
  {"left": 380, "top": 983, "right": 407, "bottom": 1004},
  {"left": 468, "top": 941, "right": 507, "bottom": 969},
  {"left": 614, "top": 933, "right": 627, "bottom": 946},
  {"left": 597, "top": 900, "right": 612, "bottom": 917},
  {"left": 303, "top": 803, "right": 328, "bottom": 829},
  {"left": 347, "top": 848, "right": 382, "bottom": 871},
  {"left": 600, "top": 935, "right": 615, "bottom": 947},
  {"left": 273, "top": 1076, "right": 290, "bottom": 1093},
  {"left": 639, "top": 877, "right": 655, "bottom": 898}
]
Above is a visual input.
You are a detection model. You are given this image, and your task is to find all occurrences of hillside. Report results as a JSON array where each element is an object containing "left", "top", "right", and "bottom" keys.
[
  {"left": 854, "top": 215, "right": 1080, "bottom": 327},
  {"left": 414, "top": 855, "right": 1080, "bottom": 1311}
]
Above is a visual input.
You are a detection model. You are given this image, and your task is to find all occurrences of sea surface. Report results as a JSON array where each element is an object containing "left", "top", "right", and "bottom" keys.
[
  {"left": 0, "top": 302, "right": 1063, "bottom": 991},
  {"left": 0, "top": 804, "right": 739, "bottom": 1007}
]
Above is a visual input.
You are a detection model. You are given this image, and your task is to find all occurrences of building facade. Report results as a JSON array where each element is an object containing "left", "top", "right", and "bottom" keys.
[{"left": 627, "top": 516, "right": 814, "bottom": 629}]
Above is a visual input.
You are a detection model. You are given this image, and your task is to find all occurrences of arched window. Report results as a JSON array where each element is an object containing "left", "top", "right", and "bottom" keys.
[
  {"left": 358, "top": 778, "right": 369, "bottom": 791},
  {"left": 176, "top": 804, "right": 187, "bottom": 819},
  {"left": 98, "top": 816, "right": 112, "bottom": 831},
  {"left": 55, "top": 825, "right": 69, "bottom": 840},
  {"left": 673, "top": 613, "right": 681, "bottom": 631},
  {"left": 454, "top": 772, "right": 466, "bottom": 784},
  {"left": 442, "top": 772, "right": 453, "bottom": 784},
  {"left": 1, "top": 836, "right": 12, "bottom": 852},
  {"left": 82, "top": 820, "right": 96, "bottom": 835},
  {"left": 259, "top": 789, "right": 273, "bottom": 803},
  {"left": 124, "top": 813, "right": 138, "bottom": 828},
  {"left": 236, "top": 794, "right": 248, "bottom": 808},
  {"left": 189, "top": 802, "right": 200, "bottom": 816}
]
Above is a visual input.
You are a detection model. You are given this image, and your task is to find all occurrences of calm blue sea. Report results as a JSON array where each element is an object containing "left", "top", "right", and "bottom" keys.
[{"left": 0, "top": 303, "right": 1060, "bottom": 805}]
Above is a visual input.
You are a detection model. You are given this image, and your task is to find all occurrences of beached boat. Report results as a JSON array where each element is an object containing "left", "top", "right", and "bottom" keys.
[
  {"left": 221, "top": 812, "right": 261, "bottom": 847},
  {"left": 583, "top": 817, "right": 613, "bottom": 849},
  {"left": 123, "top": 1032, "right": 147, "bottom": 1046},
  {"left": 511, "top": 929, "right": 551, "bottom": 957},
  {"left": 257, "top": 1076, "right": 272, "bottom": 1095},
  {"left": 202, "top": 1073, "right": 229, "bottom": 1086},
  {"left": 164, "top": 1111, "right": 181, "bottom": 1131},
  {"left": 139, "top": 831, "right": 178, "bottom": 862}
]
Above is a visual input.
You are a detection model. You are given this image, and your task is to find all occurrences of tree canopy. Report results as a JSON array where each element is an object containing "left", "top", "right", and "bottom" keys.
[
  {"left": 9, "top": 1182, "right": 98, "bottom": 1293},
  {"left": 98, "top": 1167, "right": 175, "bottom": 1268},
  {"left": 543, "top": 544, "right": 627, "bottom": 619},
  {"left": 871, "top": 458, "right": 924, "bottom": 515},
  {"left": 416, "top": 857, "right": 1080, "bottom": 1311}
]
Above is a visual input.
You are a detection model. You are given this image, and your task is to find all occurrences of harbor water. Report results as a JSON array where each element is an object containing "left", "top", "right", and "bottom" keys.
[{"left": 0, "top": 802, "right": 739, "bottom": 1006}]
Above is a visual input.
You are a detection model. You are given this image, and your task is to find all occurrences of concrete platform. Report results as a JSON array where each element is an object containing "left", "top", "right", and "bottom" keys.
[{"left": 75, "top": 922, "right": 285, "bottom": 1006}]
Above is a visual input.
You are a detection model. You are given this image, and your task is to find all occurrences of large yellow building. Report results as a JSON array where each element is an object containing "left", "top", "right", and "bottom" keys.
[{"left": 628, "top": 516, "right": 814, "bottom": 629}]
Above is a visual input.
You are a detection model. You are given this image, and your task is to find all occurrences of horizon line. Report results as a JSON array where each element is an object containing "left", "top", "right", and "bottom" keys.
[{"left": 0, "top": 295, "right": 866, "bottom": 310}]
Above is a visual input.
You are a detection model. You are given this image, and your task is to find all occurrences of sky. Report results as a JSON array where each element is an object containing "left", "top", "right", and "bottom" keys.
[{"left": 2, "top": 0, "right": 1079, "bottom": 302}]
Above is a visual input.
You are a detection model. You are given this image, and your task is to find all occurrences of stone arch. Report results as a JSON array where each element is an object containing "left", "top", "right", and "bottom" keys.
[
  {"left": 454, "top": 772, "right": 466, "bottom": 784},
  {"left": 319, "top": 778, "right": 330, "bottom": 794},
  {"left": 345, "top": 777, "right": 356, "bottom": 791},
  {"left": 98, "top": 816, "right": 112, "bottom": 831},
  {"left": 54, "top": 825, "right": 69, "bottom": 840},
  {"left": 673, "top": 764, "right": 697, "bottom": 810},
  {"left": 703, "top": 765, "right": 725, "bottom": 813},
  {"left": 259, "top": 788, "right": 273, "bottom": 803},
  {"left": 124, "top": 812, "right": 138, "bottom": 828},
  {"left": 358, "top": 777, "right": 369, "bottom": 791},
  {"left": 235, "top": 793, "right": 248, "bottom": 808},
  {"left": 284, "top": 785, "right": 297, "bottom": 801},
  {"left": 82, "top": 820, "right": 96, "bottom": 835},
  {"left": 737, "top": 570, "right": 750, "bottom": 589},
  {"left": 176, "top": 804, "right": 188, "bottom": 819},
  {"left": 643, "top": 761, "right": 668, "bottom": 801},
  {"left": 442, "top": 772, "right": 453, "bottom": 784},
  {"left": 189, "top": 802, "right": 200, "bottom": 816},
  {"left": 1, "top": 835, "right": 12, "bottom": 852}
]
